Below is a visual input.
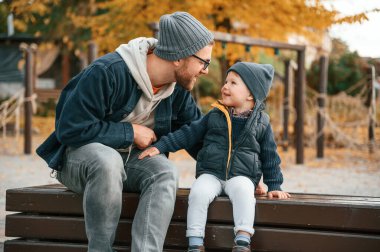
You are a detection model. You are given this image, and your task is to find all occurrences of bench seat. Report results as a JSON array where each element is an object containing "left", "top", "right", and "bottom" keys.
[{"left": 5, "top": 184, "right": 380, "bottom": 251}]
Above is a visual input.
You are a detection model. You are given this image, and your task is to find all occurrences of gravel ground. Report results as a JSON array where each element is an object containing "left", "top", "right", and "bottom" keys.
[{"left": 1, "top": 151, "right": 380, "bottom": 249}]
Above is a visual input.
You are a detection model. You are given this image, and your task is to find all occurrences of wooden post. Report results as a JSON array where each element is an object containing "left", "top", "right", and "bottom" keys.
[
  {"left": 61, "top": 53, "right": 70, "bottom": 88},
  {"left": 220, "top": 42, "right": 228, "bottom": 85},
  {"left": 368, "top": 65, "right": 376, "bottom": 153},
  {"left": 1, "top": 101, "right": 7, "bottom": 139},
  {"left": 295, "top": 49, "right": 305, "bottom": 164},
  {"left": 21, "top": 44, "right": 37, "bottom": 154},
  {"left": 283, "top": 60, "right": 291, "bottom": 151},
  {"left": 88, "top": 41, "right": 98, "bottom": 64},
  {"left": 317, "top": 56, "right": 328, "bottom": 158},
  {"left": 79, "top": 53, "right": 88, "bottom": 70}
]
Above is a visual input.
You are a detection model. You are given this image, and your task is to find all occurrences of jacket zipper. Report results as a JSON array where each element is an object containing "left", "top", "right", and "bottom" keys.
[{"left": 210, "top": 101, "right": 232, "bottom": 180}]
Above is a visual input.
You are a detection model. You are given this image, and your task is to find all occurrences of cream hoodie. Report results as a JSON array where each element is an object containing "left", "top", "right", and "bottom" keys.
[{"left": 116, "top": 37, "right": 176, "bottom": 129}]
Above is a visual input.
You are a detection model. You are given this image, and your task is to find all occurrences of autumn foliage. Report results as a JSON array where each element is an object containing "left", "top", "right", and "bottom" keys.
[{"left": 6, "top": 0, "right": 373, "bottom": 57}]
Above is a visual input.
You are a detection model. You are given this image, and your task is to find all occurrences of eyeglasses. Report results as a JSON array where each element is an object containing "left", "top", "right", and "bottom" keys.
[{"left": 192, "top": 54, "right": 211, "bottom": 70}]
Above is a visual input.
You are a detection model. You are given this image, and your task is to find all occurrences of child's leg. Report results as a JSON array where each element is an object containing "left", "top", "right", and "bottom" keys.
[
  {"left": 224, "top": 176, "right": 256, "bottom": 244},
  {"left": 187, "top": 174, "right": 222, "bottom": 246}
]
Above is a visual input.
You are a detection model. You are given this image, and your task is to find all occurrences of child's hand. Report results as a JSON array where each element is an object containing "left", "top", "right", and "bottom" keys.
[
  {"left": 255, "top": 183, "right": 266, "bottom": 195},
  {"left": 138, "top": 147, "right": 160, "bottom": 159},
  {"left": 268, "top": 191, "right": 291, "bottom": 199}
]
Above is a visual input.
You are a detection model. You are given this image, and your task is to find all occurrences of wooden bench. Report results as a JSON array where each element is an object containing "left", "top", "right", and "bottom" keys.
[{"left": 4, "top": 184, "right": 380, "bottom": 251}]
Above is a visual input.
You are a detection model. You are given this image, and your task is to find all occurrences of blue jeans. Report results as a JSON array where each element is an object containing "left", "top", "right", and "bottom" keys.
[{"left": 57, "top": 143, "right": 178, "bottom": 252}]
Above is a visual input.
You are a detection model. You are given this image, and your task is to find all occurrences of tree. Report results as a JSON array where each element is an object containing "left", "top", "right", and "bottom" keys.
[
  {"left": 88, "top": 0, "right": 340, "bottom": 54},
  {"left": 307, "top": 38, "right": 366, "bottom": 95},
  {"left": 0, "top": 3, "right": 10, "bottom": 34},
  {"left": 2, "top": 0, "right": 375, "bottom": 87},
  {"left": 6, "top": 0, "right": 95, "bottom": 51},
  {"left": 2, "top": 0, "right": 372, "bottom": 56}
]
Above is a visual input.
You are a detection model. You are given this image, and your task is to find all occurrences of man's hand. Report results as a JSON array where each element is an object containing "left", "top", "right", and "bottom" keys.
[
  {"left": 132, "top": 124, "right": 157, "bottom": 149},
  {"left": 267, "top": 191, "right": 291, "bottom": 199},
  {"left": 139, "top": 147, "right": 160, "bottom": 159}
]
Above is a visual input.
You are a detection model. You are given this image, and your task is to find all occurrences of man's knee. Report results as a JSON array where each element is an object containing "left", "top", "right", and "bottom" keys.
[
  {"left": 147, "top": 155, "right": 179, "bottom": 186},
  {"left": 161, "top": 162, "right": 179, "bottom": 185},
  {"left": 77, "top": 143, "right": 125, "bottom": 181}
]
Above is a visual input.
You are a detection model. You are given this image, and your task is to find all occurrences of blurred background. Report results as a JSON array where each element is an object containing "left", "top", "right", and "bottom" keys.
[
  {"left": 1, "top": 0, "right": 380, "bottom": 244},
  {"left": 0, "top": 0, "right": 380, "bottom": 242}
]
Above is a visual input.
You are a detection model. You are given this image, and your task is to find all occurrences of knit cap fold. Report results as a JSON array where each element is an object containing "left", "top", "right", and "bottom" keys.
[
  {"left": 154, "top": 12, "right": 214, "bottom": 61},
  {"left": 227, "top": 62, "right": 274, "bottom": 101}
]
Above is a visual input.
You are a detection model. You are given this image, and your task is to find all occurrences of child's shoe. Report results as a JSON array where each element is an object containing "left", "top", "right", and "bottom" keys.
[
  {"left": 187, "top": 245, "right": 205, "bottom": 252},
  {"left": 232, "top": 240, "right": 251, "bottom": 252}
]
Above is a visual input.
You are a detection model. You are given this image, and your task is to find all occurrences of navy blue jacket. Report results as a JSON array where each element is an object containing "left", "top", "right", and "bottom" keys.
[
  {"left": 154, "top": 101, "right": 283, "bottom": 191},
  {"left": 37, "top": 52, "right": 202, "bottom": 170}
]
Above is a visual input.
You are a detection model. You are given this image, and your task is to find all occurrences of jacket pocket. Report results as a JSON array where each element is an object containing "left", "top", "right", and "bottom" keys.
[
  {"left": 198, "top": 145, "right": 225, "bottom": 172},
  {"left": 230, "top": 151, "right": 258, "bottom": 178}
]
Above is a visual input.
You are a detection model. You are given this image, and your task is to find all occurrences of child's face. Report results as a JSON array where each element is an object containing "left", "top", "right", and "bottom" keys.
[{"left": 221, "top": 71, "right": 254, "bottom": 111}]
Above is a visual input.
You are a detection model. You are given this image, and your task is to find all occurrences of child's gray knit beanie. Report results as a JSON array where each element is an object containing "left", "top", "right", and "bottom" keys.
[{"left": 227, "top": 62, "right": 274, "bottom": 102}]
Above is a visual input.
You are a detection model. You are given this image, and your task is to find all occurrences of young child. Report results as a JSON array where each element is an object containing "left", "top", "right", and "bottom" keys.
[{"left": 139, "top": 62, "right": 290, "bottom": 252}]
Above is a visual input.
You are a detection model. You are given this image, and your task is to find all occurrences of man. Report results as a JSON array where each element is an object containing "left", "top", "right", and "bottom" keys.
[{"left": 37, "top": 12, "right": 214, "bottom": 252}]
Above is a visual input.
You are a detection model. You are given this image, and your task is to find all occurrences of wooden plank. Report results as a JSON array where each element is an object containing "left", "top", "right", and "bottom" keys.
[
  {"left": 212, "top": 31, "right": 305, "bottom": 51},
  {"left": 149, "top": 23, "right": 305, "bottom": 51},
  {"left": 11, "top": 184, "right": 380, "bottom": 203},
  {"left": 253, "top": 228, "right": 380, "bottom": 252},
  {"left": 5, "top": 214, "right": 380, "bottom": 252},
  {"left": 6, "top": 186, "right": 380, "bottom": 233},
  {"left": 3, "top": 239, "right": 184, "bottom": 252},
  {"left": 4, "top": 239, "right": 95, "bottom": 252},
  {"left": 6, "top": 186, "right": 139, "bottom": 217},
  {"left": 5, "top": 214, "right": 232, "bottom": 249},
  {"left": 35, "top": 89, "right": 61, "bottom": 103}
]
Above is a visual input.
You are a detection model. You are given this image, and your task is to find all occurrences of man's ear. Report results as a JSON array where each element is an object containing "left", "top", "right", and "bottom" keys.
[
  {"left": 247, "top": 95, "right": 254, "bottom": 101},
  {"left": 173, "top": 59, "right": 181, "bottom": 68}
]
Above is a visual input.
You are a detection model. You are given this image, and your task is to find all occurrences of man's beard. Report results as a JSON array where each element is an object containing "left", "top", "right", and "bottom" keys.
[{"left": 174, "top": 62, "right": 197, "bottom": 91}]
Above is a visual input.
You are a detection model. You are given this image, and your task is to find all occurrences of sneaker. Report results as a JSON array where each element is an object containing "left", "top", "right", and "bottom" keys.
[
  {"left": 232, "top": 240, "right": 251, "bottom": 252},
  {"left": 187, "top": 245, "right": 205, "bottom": 252}
]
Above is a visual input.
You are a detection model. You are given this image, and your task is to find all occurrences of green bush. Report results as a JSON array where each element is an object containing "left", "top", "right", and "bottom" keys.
[{"left": 307, "top": 39, "right": 366, "bottom": 96}]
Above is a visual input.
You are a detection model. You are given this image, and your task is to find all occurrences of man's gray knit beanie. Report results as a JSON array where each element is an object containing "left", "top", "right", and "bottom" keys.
[
  {"left": 154, "top": 12, "right": 214, "bottom": 61},
  {"left": 227, "top": 62, "right": 274, "bottom": 102}
]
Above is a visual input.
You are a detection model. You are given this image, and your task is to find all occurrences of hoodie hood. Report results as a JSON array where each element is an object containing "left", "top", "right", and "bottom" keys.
[
  {"left": 116, "top": 37, "right": 177, "bottom": 129},
  {"left": 116, "top": 37, "right": 175, "bottom": 101}
]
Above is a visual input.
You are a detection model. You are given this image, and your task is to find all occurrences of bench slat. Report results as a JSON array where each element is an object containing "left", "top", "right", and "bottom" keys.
[
  {"left": 3, "top": 239, "right": 184, "bottom": 252},
  {"left": 8, "top": 184, "right": 380, "bottom": 203},
  {"left": 5, "top": 213, "right": 231, "bottom": 249},
  {"left": 5, "top": 213, "right": 380, "bottom": 251},
  {"left": 6, "top": 185, "right": 380, "bottom": 233}
]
